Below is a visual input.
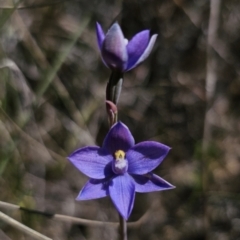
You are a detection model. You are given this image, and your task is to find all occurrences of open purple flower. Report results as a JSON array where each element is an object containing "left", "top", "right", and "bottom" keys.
[
  {"left": 68, "top": 122, "right": 174, "bottom": 220},
  {"left": 96, "top": 22, "right": 158, "bottom": 72}
]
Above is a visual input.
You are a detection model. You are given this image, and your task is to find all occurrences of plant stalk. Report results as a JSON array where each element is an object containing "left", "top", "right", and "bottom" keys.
[{"left": 119, "top": 213, "right": 127, "bottom": 240}]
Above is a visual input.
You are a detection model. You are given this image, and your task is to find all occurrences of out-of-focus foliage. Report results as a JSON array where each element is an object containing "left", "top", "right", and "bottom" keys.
[{"left": 0, "top": 0, "right": 240, "bottom": 239}]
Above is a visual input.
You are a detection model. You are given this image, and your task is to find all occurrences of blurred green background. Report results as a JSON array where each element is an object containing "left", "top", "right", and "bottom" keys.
[{"left": 1, "top": 0, "right": 240, "bottom": 239}]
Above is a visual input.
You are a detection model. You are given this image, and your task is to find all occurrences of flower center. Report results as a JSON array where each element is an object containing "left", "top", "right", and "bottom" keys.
[
  {"left": 114, "top": 150, "right": 125, "bottom": 159},
  {"left": 112, "top": 150, "right": 128, "bottom": 174}
]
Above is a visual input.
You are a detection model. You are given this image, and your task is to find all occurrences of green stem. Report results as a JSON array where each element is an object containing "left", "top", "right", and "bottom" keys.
[
  {"left": 119, "top": 213, "right": 127, "bottom": 240},
  {"left": 106, "top": 71, "right": 127, "bottom": 239},
  {"left": 106, "top": 70, "right": 124, "bottom": 104}
]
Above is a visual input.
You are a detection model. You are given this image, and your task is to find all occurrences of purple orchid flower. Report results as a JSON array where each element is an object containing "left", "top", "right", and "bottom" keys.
[
  {"left": 96, "top": 22, "right": 158, "bottom": 72},
  {"left": 68, "top": 122, "right": 174, "bottom": 220}
]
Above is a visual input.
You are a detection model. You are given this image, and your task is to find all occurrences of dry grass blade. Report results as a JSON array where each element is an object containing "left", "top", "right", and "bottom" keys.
[
  {"left": 0, "top": 211, "right": 52, "bottom": 240},
  {"left": 0, "top": 0, "right": 69, "bottom": 10},
  {"left": 0, "top": 200, "right": 153, "bottom": 229},
  {"left": 35, "top": 17, "right": 91, "bottom": 101}
]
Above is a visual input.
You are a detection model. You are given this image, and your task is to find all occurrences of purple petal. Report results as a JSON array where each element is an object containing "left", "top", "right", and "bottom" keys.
[
  {"left": 68, "top": 146, "right": 113, "bottom": 179},
  {"left": 126, "top": 33, "right": 158, "bottom": 71},
  {"left": 127, "top": 141, "right": 170, "bottom": 175},
  {"left": 96, "top": 22, "right": 108, "bottom": 68},
  {"left": 96, "top": 22, "right": 105, "bottom": 50},
  {"left": 126, "top": 30, "right": 150, "bottom": 70},
  {"left": 109, "top": 174, "right": 135, "bottom": 220},
  {"left": 77, "top": 178, "right": 109, "bottom": 200},
  {"left": 101, "top": 23, "right": 128, "bottom": 71},
  {"left": 102, "top": 122, "right": 135, "bottom": 155},
  {"left": 132, "top": 173, "right": 175, "bottom": 193}
]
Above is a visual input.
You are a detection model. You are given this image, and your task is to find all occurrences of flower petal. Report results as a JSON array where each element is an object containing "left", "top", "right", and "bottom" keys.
[
  {"left": 126, "top": 33, "right": 158, "bottom": 71},
  {"left": 109, "top": 174, "right": 135, "bottom": 220},
  {"left": 96, "top": 23, "right": 108, "bottom": 68},
  {"left": 127, "top": 141, "right": 170, "bottom": 175},
  {"left": 77, "top": 178, "right": 109, "bottom": 200},
  {"left": 101, "top": 23, "right": 128, "bottom": 71},
  {"left": 126, "top": 30, "right": 150, "bottom": 70},
  {"left": 102, "top": 122, "right": 135, "bottom": 154},
  {"left": 96, "top": 22, "right": 105, "bottom": 50},
  {"left": 132, "top": 173, "right": 175, "bottom": 193},
  {"left": 68, "top": 146, "right": 113, "bottom": 179}
]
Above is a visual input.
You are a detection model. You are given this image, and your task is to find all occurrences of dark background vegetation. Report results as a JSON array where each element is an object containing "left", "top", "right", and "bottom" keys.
[{"left": 1, "top": 0, "right": 240, "bottom": 239}]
